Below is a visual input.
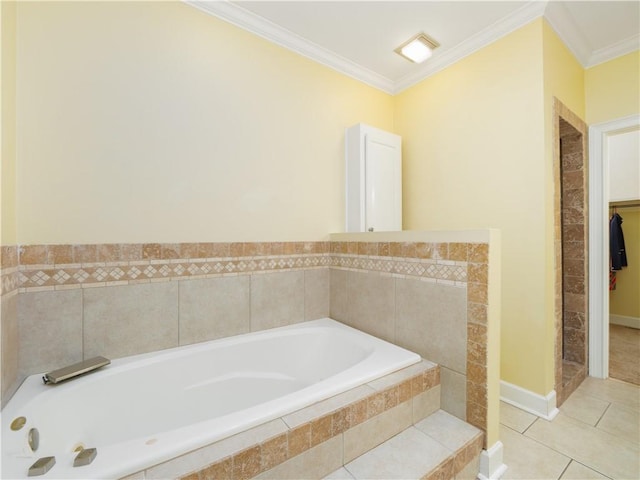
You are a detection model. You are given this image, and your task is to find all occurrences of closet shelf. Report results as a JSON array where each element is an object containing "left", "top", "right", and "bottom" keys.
[{"left": 609, "top": 200, "right": 640, "bottom": 209}]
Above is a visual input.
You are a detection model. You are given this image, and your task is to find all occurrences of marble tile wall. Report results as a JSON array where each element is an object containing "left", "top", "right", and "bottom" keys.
[
  {"left": 560, "top": 124, "right": 587, "bottom": 367},
  {"left": 554, "top": 98, "right": 589, "bottom": 406}
]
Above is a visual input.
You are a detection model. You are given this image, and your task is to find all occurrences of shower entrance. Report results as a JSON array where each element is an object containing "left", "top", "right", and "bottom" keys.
[{"left": 553, "top": 99, "right": 589, "bottom": 406}]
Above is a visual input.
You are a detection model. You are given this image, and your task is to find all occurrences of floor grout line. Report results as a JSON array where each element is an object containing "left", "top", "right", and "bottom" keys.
[
  {"left": 594, "top": 401, "right": 612, "bottom": 428},
  {"left": 521, "top": 416, "right": 538, "bottom": 435},
  {"left": 572, "top": 459, "right": 615, "bottom": 480},
  {"left": 557, "top": 459, "right": 572, "bottom": 480}
]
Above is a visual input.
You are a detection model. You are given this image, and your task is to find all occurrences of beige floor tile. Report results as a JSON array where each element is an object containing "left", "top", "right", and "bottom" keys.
[
  {"left": 525, "top": 413, "right": 640, "bottom": 480},
  {"left": 500, "top": 401, "right": 537, "bottom": 433},
  {"left": 345, "top": 427, "right": 450, "bottom": 479},
  {"left": 559, "top": 389, "right": 610, "bottom": 426},
  {"left": 596, "top": 402, "right": 640, "bottom": 446},
  {"left": 323, "top": 467, "right": 356, "bottom": 479},
  {"left": 609, "top": 324, "right": 640, "bottom": 386},
  {"left": 500, "top": 425, "right": 571, "bottom": 480},
  {"left": 575, "top": 377, "right": 640, "bottom": 411},
  {"left": 559, "top": 461, "right": 610, "bottom": 480}
]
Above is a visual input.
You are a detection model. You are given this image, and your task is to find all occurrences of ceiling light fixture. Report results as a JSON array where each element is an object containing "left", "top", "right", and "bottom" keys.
[{"left": 394, "top": 33, "right": 440, "bottom": 64}]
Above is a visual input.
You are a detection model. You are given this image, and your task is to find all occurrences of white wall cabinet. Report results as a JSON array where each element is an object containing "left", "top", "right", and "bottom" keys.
[{"left": 345, "top": 123, "right": 402, "bottom": 232}]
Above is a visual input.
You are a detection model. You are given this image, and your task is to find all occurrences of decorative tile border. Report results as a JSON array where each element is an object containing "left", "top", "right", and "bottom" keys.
[
  {"left": 10, "top": 254, "right": 330, "bottom": 292},
  {"left": 331, "top": 254, "right": 467, "bottom": 285},
  {"left": 1, "top": 241, "right": 484, "bottom": 295}
]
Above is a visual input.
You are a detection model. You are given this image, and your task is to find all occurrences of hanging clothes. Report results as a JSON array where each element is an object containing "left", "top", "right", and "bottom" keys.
[{"left": 610, "top": 212, "right": 628, "bottom": 271}]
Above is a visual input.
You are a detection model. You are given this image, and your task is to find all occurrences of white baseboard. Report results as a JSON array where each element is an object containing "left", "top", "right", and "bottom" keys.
[
  {"left": 500, "top": 381, "right": 559, "bottom": 420},
  {"left": 478, "top": 441, "right": 507, "bottom": 480},
  {"left": 610, "top": 314, "right": 640, "bottom": 329}
]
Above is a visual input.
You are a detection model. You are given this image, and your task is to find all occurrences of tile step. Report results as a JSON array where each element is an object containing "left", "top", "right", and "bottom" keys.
[{"left": 324, "top": 410, "right": 483, "bottom": 480}]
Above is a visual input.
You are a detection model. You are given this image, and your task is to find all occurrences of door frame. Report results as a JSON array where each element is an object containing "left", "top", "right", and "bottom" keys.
[{"left": 588, "top": 114, "right": 640, "bottom": 378}]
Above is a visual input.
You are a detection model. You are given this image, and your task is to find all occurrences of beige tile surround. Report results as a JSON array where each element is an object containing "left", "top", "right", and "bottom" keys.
[{"left": 1, "top": 239, "right": 491, "bottom": 468}]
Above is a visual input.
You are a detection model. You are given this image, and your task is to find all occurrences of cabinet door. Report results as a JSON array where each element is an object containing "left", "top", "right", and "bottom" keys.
[{"left": 365, "top": 132, "right": 401, "bottom": 232}]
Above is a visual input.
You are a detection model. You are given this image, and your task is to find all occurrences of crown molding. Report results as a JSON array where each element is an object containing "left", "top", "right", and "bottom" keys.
[
  {"left": 393, "top": 0, "right": 547, "bottom": 94},
  {"left": 185, "top": 0, "right": 638, "bottom": 96},
  {"left": 542, "top": 2, "right": 640, "bottom": 68},
  {"left": 587, "top": 33, "right": 640, "bottom": 68},
  {"left": 187, "top": 0, "right": 546, "bottom": 96},
  {"left": 543, "top": 0, "right": 592, "bottom": 66},
  {"left": 185, "top": 0, "right": 395, "bottom": 94}
]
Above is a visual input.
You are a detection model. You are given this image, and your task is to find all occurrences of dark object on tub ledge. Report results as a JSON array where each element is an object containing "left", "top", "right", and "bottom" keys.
[{"left": 42, "top": 356, "right": 111, "bottom": 385}]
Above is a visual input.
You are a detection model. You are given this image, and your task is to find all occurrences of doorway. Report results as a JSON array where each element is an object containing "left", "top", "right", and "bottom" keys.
[
  {"left": 589, "top": 115, "right": 640, "bottom": 381},
  {"left": 553, "top": 99, "right": 589, "bottom": 406}
]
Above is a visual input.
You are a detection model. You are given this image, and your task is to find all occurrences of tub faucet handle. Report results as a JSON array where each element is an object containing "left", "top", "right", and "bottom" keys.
[
  {"left": 74, "top": 448, "right": 97, "bottom": 467},
  {"left": 28, "top": 456, "right": 55, "bottom": 476}
]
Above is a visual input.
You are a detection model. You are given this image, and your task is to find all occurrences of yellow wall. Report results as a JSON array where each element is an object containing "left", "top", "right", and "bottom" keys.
[
  {"left": 1, "top": 1, "right": 17, "bottom": 245},
  {"left": 585, "top": 51, "right": 640, "bottom": 125},
  {"left": 610, "top": 210, "right": 640, "bottom": 318},
  {"left": 14, "top": 2, "right": 393, "bottom": 244},
  {"left": 9, "top": 1, "right": 638, "bottom": 398},
  {"left": 541, "top": 21, "right": 585, "bottom": 393},
  {"left": 395, "top": 19, "right": 553, "bottom": 394}
]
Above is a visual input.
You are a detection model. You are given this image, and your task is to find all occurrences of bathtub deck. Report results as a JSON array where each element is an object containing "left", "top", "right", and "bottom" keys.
[
  {"left": 124, "top": 359, "right": 482, "bottom": 480},
  {"left": 323, "top": 410, "right": 483, "bottom": 480}
]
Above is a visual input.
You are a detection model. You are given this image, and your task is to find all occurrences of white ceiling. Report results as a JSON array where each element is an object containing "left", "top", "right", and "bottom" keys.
[{"left": 187, "top": 0, "right": 640, "bottom": 94}]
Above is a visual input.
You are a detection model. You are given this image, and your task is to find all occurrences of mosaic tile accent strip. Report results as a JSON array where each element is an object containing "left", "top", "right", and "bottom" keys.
[
  {"left": 11, "top": 255, "right": 330, "bottom": 292},
  {"left": 331, "top": 254, "right": 466, "bottom": 284},
  {"left": 2, "top": 242, "right": 483, "bottom": 294}
]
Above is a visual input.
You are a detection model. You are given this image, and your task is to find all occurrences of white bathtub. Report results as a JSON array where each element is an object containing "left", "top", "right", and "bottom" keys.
[{"left": 1, "top": 318, "right": 420, "bottom": 479}]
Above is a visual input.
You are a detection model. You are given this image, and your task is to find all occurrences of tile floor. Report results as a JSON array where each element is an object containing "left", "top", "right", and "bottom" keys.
[
  {"left": 609, "top": 324, "right": 640, "bottom": 386},
  {"left": 501, "top": 376, "right": 640, "bottom": 479}
]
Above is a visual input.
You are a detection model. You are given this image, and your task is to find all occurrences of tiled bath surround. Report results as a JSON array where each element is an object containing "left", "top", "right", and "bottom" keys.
[
  {"left": 132, "top": 361, "right": 483, "bottom": 480},
  {"left": 0, "top": 238, "right": 493, "bottom": 475},
  {"left": 329, "top": 240, "right": 491, "bottom": 440}
]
